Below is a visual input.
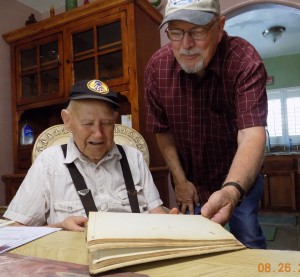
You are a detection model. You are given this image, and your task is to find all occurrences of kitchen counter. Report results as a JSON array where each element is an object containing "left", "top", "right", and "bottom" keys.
[{"left": 265, "top": 151, "right": 300, "bottom": 156}]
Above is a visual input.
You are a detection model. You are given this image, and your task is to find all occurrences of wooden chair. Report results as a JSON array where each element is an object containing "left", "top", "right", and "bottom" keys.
[{"left": 32, "top": 124, "right": 150, "bottom": 166}]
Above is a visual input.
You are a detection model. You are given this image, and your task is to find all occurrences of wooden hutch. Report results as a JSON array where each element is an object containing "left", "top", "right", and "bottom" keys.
[{"left": 1, "top": 0, "right": 169, "bottom": 207}]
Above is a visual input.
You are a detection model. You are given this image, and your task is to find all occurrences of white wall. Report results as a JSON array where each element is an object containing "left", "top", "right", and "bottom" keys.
[{"left": 0, "top": 1, "right": 40, "bottom": 205}]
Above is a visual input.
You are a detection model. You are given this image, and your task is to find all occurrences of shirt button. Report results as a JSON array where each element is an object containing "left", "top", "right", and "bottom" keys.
[{"left": 68, "top": 207, "right": 72, "bottom": 211}]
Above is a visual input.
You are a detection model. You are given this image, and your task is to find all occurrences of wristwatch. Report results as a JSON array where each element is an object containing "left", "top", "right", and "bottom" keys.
[{"left": 221, "top": 182, "right": 246, "bottom": 205}]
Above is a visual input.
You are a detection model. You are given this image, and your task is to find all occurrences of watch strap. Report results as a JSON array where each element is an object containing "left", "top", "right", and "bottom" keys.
[{"left": 221, "top": 182, "right": 246, "bottom": 205}]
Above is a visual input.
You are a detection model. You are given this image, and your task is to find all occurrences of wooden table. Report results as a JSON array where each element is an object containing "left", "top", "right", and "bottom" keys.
[{"left": 4, "top": 231, "right": 300, "bottom": 276}]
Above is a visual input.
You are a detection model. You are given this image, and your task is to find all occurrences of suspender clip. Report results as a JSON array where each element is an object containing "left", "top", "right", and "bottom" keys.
[
  {"left": 127, "top": 189, "right": 137, "bottom": 196},
  {"left": 78, "top": 189, "right": 90, "bottom": 196}
]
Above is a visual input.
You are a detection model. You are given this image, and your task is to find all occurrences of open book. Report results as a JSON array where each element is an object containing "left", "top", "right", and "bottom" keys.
[{"left": 86, "top": 212, "right": 245, "bottom": 275}]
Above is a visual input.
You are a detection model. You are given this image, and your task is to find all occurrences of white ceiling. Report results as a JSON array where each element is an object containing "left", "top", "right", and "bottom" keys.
[
  {"left": 17, "top": 1, "right": 300, "bottom": 59},
  {"left": 224, "top": 4, "right": 300, "bottom": 59}
]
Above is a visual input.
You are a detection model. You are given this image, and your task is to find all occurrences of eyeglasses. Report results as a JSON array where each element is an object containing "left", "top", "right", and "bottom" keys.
[{"left": 165, "top": 19, "right": 218, "bottom": 41}]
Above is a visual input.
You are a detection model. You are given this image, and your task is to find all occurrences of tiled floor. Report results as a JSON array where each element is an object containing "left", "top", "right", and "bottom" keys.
[{"left": 258, "top": 212, "right": 300, "bottom": 251}]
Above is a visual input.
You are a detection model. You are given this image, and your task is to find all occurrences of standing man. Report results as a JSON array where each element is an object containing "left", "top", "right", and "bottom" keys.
[{"left": 144, "top": 0, "right": 268, "bottom": 248}]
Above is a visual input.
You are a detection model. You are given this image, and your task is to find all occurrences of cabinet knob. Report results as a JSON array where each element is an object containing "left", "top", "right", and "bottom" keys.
[{"left": 66, "top": 58, "right": 70, "bottom": 63}]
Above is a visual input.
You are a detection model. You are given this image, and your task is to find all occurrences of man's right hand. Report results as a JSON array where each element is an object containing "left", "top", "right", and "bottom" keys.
[
  {"left": 155, "top": 132, "right": 200, "bottom": 214},
  {"left": 174, "top": 180, "right": 200, "bottom": 214}
]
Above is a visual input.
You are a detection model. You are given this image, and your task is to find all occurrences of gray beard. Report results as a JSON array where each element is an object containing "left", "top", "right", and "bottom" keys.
[
  {"left": 178, "top": 48, "right": 205, "bottom": 74},
  {"left": 179, "top": 59, "right": 205, "bottom": 74}
]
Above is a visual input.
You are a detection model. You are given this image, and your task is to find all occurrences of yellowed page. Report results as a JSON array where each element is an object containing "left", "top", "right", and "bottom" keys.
[
  {"left": 89, "top": 244, "right": 245, "bottom": 274},
  {"left": 91, "top": 244, "right": 244, "bottom": 265},
  {"left": 87, "top": 212, "right": 245, "bottom": 274},
  {"left": 87, "top": 212, "right": 240, "bottom": 245}
]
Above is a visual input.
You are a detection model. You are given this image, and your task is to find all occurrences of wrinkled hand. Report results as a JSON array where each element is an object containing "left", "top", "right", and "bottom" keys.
[
  {"left": 58, "top": 216, "right": 88, "bottom": 232},
  {"left": 175, "top": 180, "right": 200, "bottom": 214},
  {"left": 168, "top": 207, "right": 180, "bottom": 214},
  {"left": 149, "top": 206, "right": 180, "bottom": 214},
  {"left": 201, "top": 186, "right": 239, "bottom": 226}
]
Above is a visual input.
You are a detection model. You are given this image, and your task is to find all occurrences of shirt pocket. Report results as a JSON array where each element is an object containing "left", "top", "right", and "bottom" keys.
[
  {"left": 53, "top": 200, "right": 85, "bottom": 222},
  {"left": 113, "top": 185, "right": 148, "bottom": 213}
]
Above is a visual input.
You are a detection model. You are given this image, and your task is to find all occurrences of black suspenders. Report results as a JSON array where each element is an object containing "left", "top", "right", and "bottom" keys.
[
  {"left": 116, "top": 145, "right": 140, "bottom": 213},
  {"left": 61, "top": 144, "right": 140, "bottom": 215}
]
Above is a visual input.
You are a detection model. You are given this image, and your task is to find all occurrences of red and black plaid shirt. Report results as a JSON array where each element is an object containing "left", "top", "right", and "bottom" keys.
[{"left": 144, "top": 32, "right": 268, "bottom": 203}]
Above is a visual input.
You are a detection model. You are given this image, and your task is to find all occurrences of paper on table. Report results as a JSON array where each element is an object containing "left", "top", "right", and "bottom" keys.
[{"left": 0, "top": 226, "right": 61, "bottom": 254}]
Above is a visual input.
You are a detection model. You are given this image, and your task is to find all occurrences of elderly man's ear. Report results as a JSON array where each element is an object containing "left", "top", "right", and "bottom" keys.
[
  {"left": 61, "top": 109, "right": 72, "bottom": 132},
  {"left": 113, "top": 111, "right": 119, "bottom": 122}
]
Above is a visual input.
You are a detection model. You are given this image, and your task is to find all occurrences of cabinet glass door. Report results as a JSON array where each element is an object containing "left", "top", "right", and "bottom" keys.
[
  {"left": 20, "top": 48, "right": 38, "bottom": 99},
  {"left": 17, "top": 34, "right": 62, "bottom": 104},
  {"left": 70, "top": 12, "right": 128, "bottom": 86},
  {"left": 73, "top": 28, "right": 95, "bottom": 81},
  {"left": 40, "top": 41, "right": 60, "bottom": 96},
  {"left": 97, "top": 21, "right": 123, "bottom": 81}
]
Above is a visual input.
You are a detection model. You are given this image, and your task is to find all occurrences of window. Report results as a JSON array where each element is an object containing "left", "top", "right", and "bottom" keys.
[{"left": 267, "top": 87, "right": 300, "bottom": 146}]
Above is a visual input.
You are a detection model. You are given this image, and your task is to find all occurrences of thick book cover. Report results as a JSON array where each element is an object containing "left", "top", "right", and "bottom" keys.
[{"left": 86, "top": 212, "right": 245, "bottom": 274}]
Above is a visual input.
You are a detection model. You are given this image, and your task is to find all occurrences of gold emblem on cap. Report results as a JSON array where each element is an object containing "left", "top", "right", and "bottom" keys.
[{"left": 87, "top": 80, "right": 109, "bottom": 94}]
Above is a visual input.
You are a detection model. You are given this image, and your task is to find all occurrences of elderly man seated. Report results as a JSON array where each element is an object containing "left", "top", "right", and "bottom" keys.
[{"left": 4, "top": 79, "right": 178, "bottom": 231}]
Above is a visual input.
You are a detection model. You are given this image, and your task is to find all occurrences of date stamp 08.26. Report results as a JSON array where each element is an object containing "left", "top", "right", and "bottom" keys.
[{"left": 258, "top": 263, "right": 300, "bottom": 273}]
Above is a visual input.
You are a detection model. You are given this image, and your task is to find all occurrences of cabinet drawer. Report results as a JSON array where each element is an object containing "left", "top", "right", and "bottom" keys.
[{"left": 263, "top": 156, "right": 294, "bottom": 171}]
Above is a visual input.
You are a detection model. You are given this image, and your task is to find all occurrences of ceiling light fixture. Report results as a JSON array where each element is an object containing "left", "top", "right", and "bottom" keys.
[{"left": 262, "top": 26, "right": 286, "bottom": 43}]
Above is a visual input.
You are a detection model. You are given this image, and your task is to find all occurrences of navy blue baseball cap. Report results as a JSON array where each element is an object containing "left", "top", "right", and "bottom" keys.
[{"left": 69, "top": 79, "right": 120, "bottom": 109}]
